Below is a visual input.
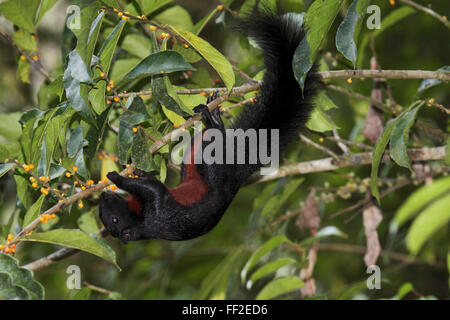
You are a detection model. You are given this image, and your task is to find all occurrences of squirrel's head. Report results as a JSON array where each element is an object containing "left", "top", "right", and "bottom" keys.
[{"left": 99, "top": 192, "right": 142, "bottom": 244}]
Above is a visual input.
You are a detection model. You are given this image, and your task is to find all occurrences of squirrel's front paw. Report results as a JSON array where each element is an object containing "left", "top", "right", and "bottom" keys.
[{"left": 106, "top": 171, "right": 121, "bottom": 183}]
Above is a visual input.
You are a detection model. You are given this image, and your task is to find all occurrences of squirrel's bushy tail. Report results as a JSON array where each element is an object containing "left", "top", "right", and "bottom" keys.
[
  {"left": 230, "top": 9, "right": 319, "bottom": 182},
  {"left": 232, "top": 10, "right": 319, "bottom": 147}
]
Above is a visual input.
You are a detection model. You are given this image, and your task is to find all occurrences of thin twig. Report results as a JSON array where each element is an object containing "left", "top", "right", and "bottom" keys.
[
  {"left": 317, "top": 243, "right": 445, "bottom": 269},
  {"left": 299, "top": 134, "right": 340, "bottom": 161},
  {"left": 325, "top": 136, "right": 373, "bottom": 151},
  {"left": 247, "top": 146, "right": 447, "bottom": 184},
  {"left": 398, "top": 0, "right": 450, "bottom": 29},
  {"left": 0, "top": 29, "right": 53, "bottom": 81}
]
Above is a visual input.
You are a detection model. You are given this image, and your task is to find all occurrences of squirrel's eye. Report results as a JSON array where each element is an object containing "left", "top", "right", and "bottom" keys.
[{"left": 112, "top": 216, "right": 119, "bottom": 224}]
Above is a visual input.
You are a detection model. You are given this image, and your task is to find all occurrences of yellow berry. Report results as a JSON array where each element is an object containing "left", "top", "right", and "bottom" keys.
[
  {"left": 184, "top": 44, "right": 189, "bottom": 49},
  {"left": 32, "top": 182, "right": 38, "bottom": 188},
  {"left": 72, "top": 166, "right": 78, "bottom": 172},
  {"left": 347, "top": 78, "right": 352, "bottom": 84},
  {"left": 217, "top": 5, "right": 224, "bottom": 11},
  {"left": 29, "top": 163, "right": 34, "bottom": 169},
  {"left": 81, "top": 186, "right": 86, "bottom": 190},
  {"left": 74, "top": 181, "right": 78, "bottom": 185},
  {"left": 114, "top": 96, "right": 119, "bottom": 102},
  {"left": 29, "top": 176, "right": 36, "bottom": 182},
  {"left": 389, "top": 0, "right": 395, "bottom": 5},
  {"left": 106, "top": 86, "right": 111, "bottom": 91},
  {"left": 78, "top": 201, "right": 84, "bottom": 209},
  {"left": 150, "top": 25, "right": 157, "bottom": 31},
  {"left": 65, "top": 172, "right": 72, "bottom": 178},
  {"left": 87, "top": 179, "right": 94, "bottom": 186},
  {"left": 0, "top": 245, "right": 4, "bottom": 251},
  {"left": 100, "top": 72, "right": 105, "bottom": 77},
  {"left": 107, "top": 100, "right": 112, "bottom": 105},
  {"left": 118, "top": 12, "right": 123, "bottom": 17},
  {"left": 319, "top": 137, "right": 324, "bottom": 143},
  {"left": 40, "top": 188, "right": 49, "bottom": 195},
  {"left": 109, "top": 80, "right": 115, "bottom": 87},
  {"left": 132, "top": 127, "right": 138, "bottom": 133},
  {"left": 7, "top": 234, "right": 13, "bottom": 242},
  {"left": 20, "top": 55, "right": 26, "bottom": 61},
  {"left": 200, "top": 92, "right": 206, "bottom": 96},
  {"left": 33, "top": 55, "right": 39, "bottom": 61}
]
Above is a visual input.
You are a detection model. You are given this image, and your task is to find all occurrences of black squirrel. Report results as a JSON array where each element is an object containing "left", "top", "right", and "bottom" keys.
[{"left": 99, "top": 10, "right": 319, "bottom": 243}]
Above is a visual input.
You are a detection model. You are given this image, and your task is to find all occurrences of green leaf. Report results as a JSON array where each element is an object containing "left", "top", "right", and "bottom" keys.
[
  {"left": 417, "top": 66, "right": 450, "bottom": 93},
  {"left": 154, "top": 5, "right": 193, "bottom": 30},
  {"left": 23, "top": 194, "right": 45, "bottom": 227},
  {"left": 122, "top": 34, "right": 151, "bottom": 59},
  {"left": 391, "top": 282, "right": 414, "bottom": 300},
  {"left": 389, "top": 105, "right": 422, "bottom": 171},
  {"left": 406, "top": 194, "right": 450, "bottom": 255},
  {"left": 169, "top": 25, "right": 235, "bottom": 92},
  {"left": 48, "top": 75, "right": 65, "bottom": 100},
  {"left": 70, "top": 2, "right": 102, "bottom": 68},
  {"left": 392, "top": 175, "right": 450, "bottom": 230},
  {"left": 14, "top": 174, "right": 33, "bottom": 209},
  {"left": 123, "top": 51, "right": 195, "bottom": 81},
  {"left": 0, "top": 142, "right": 21, "bottom": 162},
  {"left": 21, "top": 229, "right": 120, "bottom": 269},
  {"left": 67, "top": 125, "right": 85, "bottom": 158},
  {"left": 78, "top": 211, "right": 100, "bottom": 234},
  {"left": 0, "top": 0, "right": 40, "bottom": 33},
  {"left": 118, "top": 96, "right": 150, "bottom": 163},
  {"left": 151, "top": 75, "right": 192, "bottom": 117},
  {"left": 0, "top": 112, "right": 22, "bottom": 140},
  {"left": 72, "top": 287, "right": 92, "bottom": 300},
  {"left": 36, "top": 0, "right": 58, "bottom": 24},
  {"left": 138, "top": 0, "right": 172, "bottom": 15},
  {"left": 307, "top": 93, "right": 340, "bottom": 132},
  {"left": 191, "top": 7, "right": 219, "bottom": 35},
  {"left": 248, "top": 258, "right": 296, "bottom": 289},
  {"left": 13, "top": 29, "right": 37, "bottom": 51},
  {"left": 17, "top": 59, "right": 30, "bottom": 83},
  {"left": 110, "top": 58, "right": 141, "bottom": 82},
  {"left": 0, "top": 163, "right": 16, "bottom": 178},
  {"left": 336, "top": 0, "right": 372, "bottom": 66},
  {"left": 196, "top": 246, "right": 244, "bottom": 299},
  {"left": 131, "top": 128, "right": 152, "bottom": 171},
  {"left": 85, "top": 106, "right": 111, "bottom": 160},
  {"left": 0, "top": 253, "right": 44, "bottom": 300},
  {"left": 260, "top": 178, "right": 304, "bottom": 220},
  {"left": 293, "top": 0, "right": 343, "bottom": 88},
  {"left": 30, "top": 108, "right": 60, "bottom": 167},
  {"left": 74, "top": 148, "right": 89, "bottom": 180},
  {"left": 370, "top": 119, "right": 396, "bottom": 204},
  {"left": 299, "top": 226, "right": 347, "bottom": 247},
  {"left": 241, "top": 235, "right": 291, "bottom": 283},
  {"left": 89, "top": 20, "right": 126, "bottom": 114},
  {"left": 255, "top": 276, "right": 304, "bottom": 300},
  {"left": 63, "top": 50, "right": 95, "bottom": 125}
]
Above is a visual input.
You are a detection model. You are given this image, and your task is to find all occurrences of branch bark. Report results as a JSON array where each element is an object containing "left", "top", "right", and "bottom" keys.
[{"left": 246, "top": 146, "right": 447, "bottom": 184}]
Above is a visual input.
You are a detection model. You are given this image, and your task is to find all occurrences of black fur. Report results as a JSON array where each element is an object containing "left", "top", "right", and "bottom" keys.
[{"left": 99, "top": 10, "right": 319, "bottom": 243}]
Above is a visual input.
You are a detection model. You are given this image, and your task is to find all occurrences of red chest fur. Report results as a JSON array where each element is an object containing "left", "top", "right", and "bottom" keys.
[
  {"left": 125, "top": 194, "right": 142, "bottom": 216},
  {"left": 168, "top": 132, "right": 209, "bottom": 206}
]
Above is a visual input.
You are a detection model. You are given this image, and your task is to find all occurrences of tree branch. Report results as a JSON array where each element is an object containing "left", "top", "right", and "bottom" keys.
[
  {"left": 0, "top": 29, "right": 53, "bottom": 82},
  {"left": 246, "top": 146, "right": 447, "bottom": 184},
  {"left": 398, "top": 0, "right": 450, "bottom": 29}
]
